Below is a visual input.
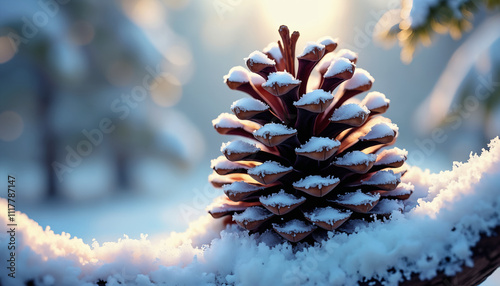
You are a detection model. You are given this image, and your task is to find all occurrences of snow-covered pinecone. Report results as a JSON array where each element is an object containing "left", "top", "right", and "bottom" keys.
[{"left": 208, "top": 25, "right": 412, "bottom": 243}]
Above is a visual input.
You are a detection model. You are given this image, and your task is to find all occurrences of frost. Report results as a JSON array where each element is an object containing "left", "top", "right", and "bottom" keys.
[
  {"left": 221, "top": 140, "right": 260, "bottom": 155},
  {"left": 293, "top": 175, "right": 340, "bottom": 190},
  {"left": 262, "top": 71, "right": 301, "bottom": 87},
  {"left": 304, "top": 207, "right": 352, "bottom": 223},
  {"left": 294, "top": 89, "right": 333, "bottom": 106},
  {"left": 231, "top": 98, "right": 269, "bottom": 112},
  {"left": 259, "top": 190, "right": 305, "bottom": 207},
  {"left": 330, "top": 103, "right": 370, "bottom": 121},
  {"left": 244, "top": 50, "right": 275, "bottom": 65},
  {"left": 335, "top": 190, "right": 380, "bottom": 206},
  {"left": 253, "top": 123, "right": 296, "bottom": 137},
  {"left": 247, "top": 161, "right": 292, "bottom": 176},
  {"left": 273, "top": 219, "right": 315, "bottom": 234},
  {"left": 344, "top": 68, "right": 374, "bottom": 90},
  {"left": 324, "top": 57, "right": 354, "bottom": 78},
  {"left": 334, "top": 151, "right": 377, "bottom": 166},
  {"left": 233, "top": 206, "right": 273, "bottom": 223},
  {"left": 295, "top": 137, "right": 340, "bottom": 153},
  {"left": 223, "top": 66, "right": 249, "bottom": 83},
  {"left": 212, "top": 113, "right": 244, "bottom": 128}
]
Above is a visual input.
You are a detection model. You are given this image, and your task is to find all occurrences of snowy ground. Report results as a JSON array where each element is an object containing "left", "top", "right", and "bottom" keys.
[{"left": 1, "top": 137, "right": 500, "bottom": 285}]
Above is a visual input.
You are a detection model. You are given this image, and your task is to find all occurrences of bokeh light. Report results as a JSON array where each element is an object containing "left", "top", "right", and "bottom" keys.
[
  {"left": 0, "top": 111, "right": 24, "bottom": 141},
  {"left": 0, "top": 36, "right": 16, "bottom": 64}
]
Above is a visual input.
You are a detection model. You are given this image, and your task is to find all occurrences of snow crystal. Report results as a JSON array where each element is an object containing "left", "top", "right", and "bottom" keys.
[
  {"left": 292, "top": 175, "right": 339, "bottom": 190},
  {"left": 298, "top": 42, "right": 325, "bottom": 57},
  {"left": 369, "top": 199, "right": 403, "bottom": 215},
  {"left": 221, "top": 140, "right": 260, "bottom": 155},
  {"left": 362, "top": 170, "right": 399, "bottom": 186},
  {"left": 272, "top": 219, "right": 315, "bottom": 234},
  {"left": 344, "top": 68, "right": 374, "bottom": 90},
  {"left": 293, "top": 89, "right": 333, "bottom": 106},
  {"left": 231, "top": 98, "right": 269, "bottom": 112},
  {"left": 233, "top": 206, "right": 273, "bottom": 223},
  {"left": 223, "top": 181, "right": 263, "bottom": 194},
  {"left": 247, "top": 161, "right": 292, "bottom": 176},
  {"left": 295, "top": 137, "right": 340, "bottom": 153},
  {"left": 259, "top": 190, "right": 305, "bottom": 207},
  {"left": 210, "top": 156, "right": 247, "bottom": 170},
  {"left": 361, "top": 122, "right": 398, "bottom": 140},
  {"left": 305, "top": 207, "right": 352, "bottom": 223},
  {"left": 376, "top": 148, "right": 408, "bottom": 165},
  {"left": 212, "top": 113, "right": 244, "bottom": 129},
  {"left": 262, "top": 42, "right": 282, "bottom": 60},
  {"left": 244, "top": 50, "right": 276, "bottom": 65},
  {"left": 335, "top": 48, "right": 358, "bottom": 61},
  {"left": 335, "top": 190, "right": 380, "bottom": 206},
  {"left": 334, "top": 151, "right": 377, "bottom": 166},
  {"left": 330, "top": 103, "right": 370, "bottom": 121},
  {"left": 317, "top": 36, "right": 338, "bottom": 47},
  {"left": 324, "top": 57, "right": 354, "bottom": 78},
  {"left": 262, "top": 71, "right": 301, "bottom": 87},
  {"left": 361, "top": 91, "right": 390, "bottom": 110},
  {"left": 253, "top": 123, "right": 296, "bottom": 138},
  {"left": 223, "top": 66, "right": 250, "bottom": 83}
]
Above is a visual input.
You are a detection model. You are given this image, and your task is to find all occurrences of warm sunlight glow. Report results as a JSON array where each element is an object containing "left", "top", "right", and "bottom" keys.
[{"left": 260, "top": 0, "right": 345, "bottom": 39}]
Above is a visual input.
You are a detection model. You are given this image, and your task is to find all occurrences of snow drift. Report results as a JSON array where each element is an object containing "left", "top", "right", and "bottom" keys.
[{"left": 1, "top": 137, "right": 499, "bottom": 286}]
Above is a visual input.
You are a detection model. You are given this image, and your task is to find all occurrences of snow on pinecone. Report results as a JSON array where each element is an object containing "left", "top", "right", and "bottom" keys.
[{"left": 208, "top": 25, "right": 412, "bottom": 243}]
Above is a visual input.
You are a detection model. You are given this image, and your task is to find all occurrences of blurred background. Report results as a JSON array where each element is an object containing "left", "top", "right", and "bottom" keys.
[{"left": 0, "top": 0, "right": 499, "bottom": 261}]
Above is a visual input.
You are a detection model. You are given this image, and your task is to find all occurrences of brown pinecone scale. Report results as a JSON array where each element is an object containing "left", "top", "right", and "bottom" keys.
[{"left": 208, "top": 25, "right": 412, "bottom": 243}]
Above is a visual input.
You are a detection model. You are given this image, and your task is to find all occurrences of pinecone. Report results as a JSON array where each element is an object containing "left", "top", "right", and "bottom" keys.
[{"left": 208, "top": 25, "right": 412, "bottom": 243}]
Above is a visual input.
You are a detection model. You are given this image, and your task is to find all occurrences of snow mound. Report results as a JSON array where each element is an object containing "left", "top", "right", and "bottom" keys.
[
  {"left": 304, "top": 207, "right": 352, "bottom": 224},
  {"left": 223, "top": 66, "right": 249, "bottom": 83},
  {"left": 298, "top": 42, "right": 325, "bottom": 57},
  {"left": 262, "top": 72, "right": 301, "bottom": 87},
  {"left": 361, "top": 122, "right": 398, "bottom": 140},
  {"left": 317, "top": 36, "right": 338, "bottom": 47},
  {"left": 247, "top": 161, "right": 292, "bottom": 176},
  {"left": 334, "top": 151, "right": 377, "bottom": 166},
  {"left": 253, "top": 123, "right": 296, "bottom": 137},
  {"left": 244, "top": 50, "right": 275, "bottom": 65},
  {"left": 259, "top": 190, "right": 305, "bottom": 207},
  {"left": 263, "top": 42, "right": 282, "bottom": 60},
  {"left": 335, "top": 48, "right": 358, "bottom": 61},
  {"left": 324, "top": 57, "right": 354, "bottom": 78},
  {"left": 233, "top": 206, "right": 273, "bottom": 223},
  {"left": 292, "top": 175, "right": 340, "bottom": 189},
  {"left": 330, "top": 103, "right": 370, "bottom": 121},
  {"left": 294, "top": 89, "right": 333, "bottom": 106},
  {"left": 231, "top": 97, "right": 269, "bottom": 112},
  {"left": 361, "top": 91, "right": 390, "bottom": 110},
  {"left": 344, "top": 68, "right": 374, "bottom": 90},
  {"left": 2, "top": 138, "right": 500, "bottom": 285},
  {"left": 273, "top": 219, "right": 315, "bottom": 234},
  {"left": 212, "top": 113, "right": 244, "bottom": 129},
  {"left": 335, "top": 190, "right": 380, "bottom": 206},
  {"left": 221, "top": 140, "right": 260, "bottom": 155},
  {"left": 295, "top": 137, "right": 340, "bottom": 153}
]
